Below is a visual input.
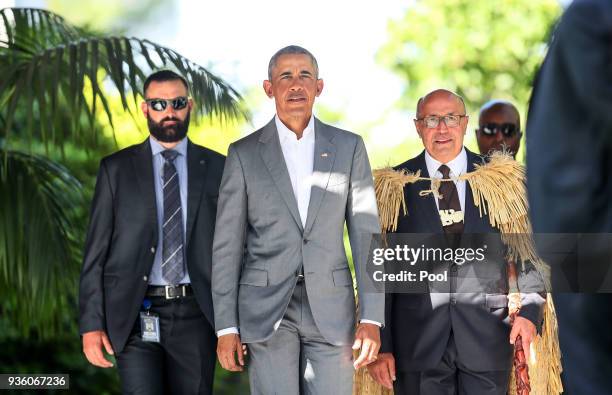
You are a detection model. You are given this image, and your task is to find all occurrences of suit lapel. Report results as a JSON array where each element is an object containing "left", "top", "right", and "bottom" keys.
[
  {"left": 132, "top": 140, "right": 158, "bottom": 243},
  {"left": 463, "top": 149, "right": 484, "bottom": 234},
  {"left": 259, "top": 119, "right": 304, "bottom": 232},
  {"left": 414, "top": 151, "right": 445, "bottom": 233},
  {"left": 186, "top": 140, "right": 206, "bottom": 247},
  {"left": 304, "top": 119, "right": 337, "bottom": 235}
]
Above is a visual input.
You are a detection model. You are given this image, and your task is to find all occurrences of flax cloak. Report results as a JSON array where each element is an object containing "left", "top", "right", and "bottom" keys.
[{"left": 352, "top": 152, "right": 562, "bottom": 395}]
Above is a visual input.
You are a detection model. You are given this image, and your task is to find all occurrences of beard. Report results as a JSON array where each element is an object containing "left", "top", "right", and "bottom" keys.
[{"left": 147, "top": 111, "right": 190, "bottom": 143}]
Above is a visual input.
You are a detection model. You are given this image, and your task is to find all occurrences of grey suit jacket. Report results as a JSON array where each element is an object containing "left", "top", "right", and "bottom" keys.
[{"left": 212, "top": 117, "right": 383, "bottom": 345}]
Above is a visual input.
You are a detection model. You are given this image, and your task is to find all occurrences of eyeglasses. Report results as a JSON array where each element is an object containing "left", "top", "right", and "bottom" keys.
[
  {"left": 145, "top": 97, "right": 189, "bottom": 112},
  {"left": 479, "top": 123, "right": 519, "bottom": 137},
  {"left": 417, "top": 114, "right": 467, "bottom": 129}
]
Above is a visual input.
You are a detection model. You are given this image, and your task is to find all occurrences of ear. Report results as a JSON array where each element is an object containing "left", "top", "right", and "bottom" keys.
[
  {"left": 414, "top": 120, "right": 423, "bottom": 138},
  {"left": 263, "top": 80, "right": 273, "bottom": 98},
  {"left": 141, "top": 101, "right": 149, "bottom": 117},
  {"left": 188, "top": 98, "right": 194, "bottom": 111},
  {"left": 315, "top": 79, "right": 324, "bottom": 97}
]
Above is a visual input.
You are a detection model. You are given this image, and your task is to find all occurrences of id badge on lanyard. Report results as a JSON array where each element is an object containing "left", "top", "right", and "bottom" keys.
[{"left": 140, "top": 298, "right": 160, "bottom": 342}]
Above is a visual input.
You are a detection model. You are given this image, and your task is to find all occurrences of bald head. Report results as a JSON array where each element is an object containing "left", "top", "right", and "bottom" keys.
[
  {"left": 416, "top": 89, "right": 466, "bottom": 119},
  {"left": 414, "top": 89, "right": 469, "bottom": 163},
  {"left": 476, "top": 100, "right": 522, "bottom": 157},
  {"left": 478, "top": 100, "right": 520, "bottom": 126}
]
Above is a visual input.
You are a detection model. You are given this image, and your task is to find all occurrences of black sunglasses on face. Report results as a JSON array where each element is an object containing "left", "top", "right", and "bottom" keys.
[
  {"left": 479, "top": 123, "right": 519, "bottom": 137},
  {"left": 145, "top": 96, "right": 189, "bottom": 111}
]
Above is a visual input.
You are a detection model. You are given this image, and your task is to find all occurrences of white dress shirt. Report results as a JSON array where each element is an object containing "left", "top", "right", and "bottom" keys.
[
  {"left": 276, "top": 115, "right": 316, "bottom": 227},
  {"left": 217, "top": 115, "right": 380, "bottom": 337},
  {"left": 424, "top": 147, "right": 467, "bottom": 211}
]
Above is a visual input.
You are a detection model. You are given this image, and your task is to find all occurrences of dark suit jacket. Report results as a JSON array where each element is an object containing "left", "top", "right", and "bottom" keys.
[
  {"left": 79, "top": 138, "right": 225, "bottom": 353},
  {"left": 527, "top": 0, "right": 612, "bottom": 233},
  {"left": 527, "top": 1, "right": 612, "bottom": 393},
  {"left": 380, "top": 149, "right": 545, "bottom": 372}
]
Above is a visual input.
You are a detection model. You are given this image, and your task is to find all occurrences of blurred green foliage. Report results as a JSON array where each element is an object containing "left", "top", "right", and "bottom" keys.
[
  {"left": 0, "top": 5, "right": 248, "bottom": 394},
  {"left": 377, "top": 0, "right": 562, "bottom": 161},
  {"left": 47, "top": 0, "right": 175, "bottom": 34}
]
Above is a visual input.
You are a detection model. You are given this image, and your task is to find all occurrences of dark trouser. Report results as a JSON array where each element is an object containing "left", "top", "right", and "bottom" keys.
[
  {"left": 555, "top": 293, "right": 612, "bottom": 395},
  {"left": 394, "top": 333, "right": 509, "bottom": 395},
  {"left": 116, "top": 295, "right": 216, "bottom": 395}
]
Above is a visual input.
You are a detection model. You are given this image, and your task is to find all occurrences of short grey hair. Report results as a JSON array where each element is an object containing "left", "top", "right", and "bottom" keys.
[{"left": 267, "top": 45, "right": 319, "bottom": 80}]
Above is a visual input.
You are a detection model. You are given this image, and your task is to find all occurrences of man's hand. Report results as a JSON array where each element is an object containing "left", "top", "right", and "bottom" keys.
[
  {"left": 352, "top": 323, "right": 381, "bottom": 369},
  {"left": 217, "top": 333, "right": 246, "bottom": 372},
  {"left": 82, "top": 330, "right": 114, "bottom": 368},
  {"left": 510, "top": 316, "right": 537, "bottom": 355},
  {"left": 367, "top": 352, "right": 396, "bottom": 389}
]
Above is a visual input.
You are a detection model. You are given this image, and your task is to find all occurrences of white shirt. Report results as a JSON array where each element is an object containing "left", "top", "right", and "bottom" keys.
[
  {"left": 276, "top": 115, "right": 316, "bottom": 227},
  {"left": 216, "top": 115, "right": 380, "bottom": 337},
  {"left": 424, "top": 147, "right": 467, "bottom": 211}
]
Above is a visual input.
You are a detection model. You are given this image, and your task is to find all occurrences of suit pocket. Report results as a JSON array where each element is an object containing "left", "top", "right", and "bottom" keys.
[
  {"left": 332, "top": 267, "right": 353, "bottom": 287},
  {"left": 239, "top": 268, "right": 268, "bottom": 286},
  {"left": 485, "top": 293, "right": 508, "bottom": 308}
]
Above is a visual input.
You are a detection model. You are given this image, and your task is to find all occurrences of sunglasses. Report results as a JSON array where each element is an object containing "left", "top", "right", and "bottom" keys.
[
  {"left": 145, "top": 96, "right": 189, "bottom": 112},
  {"left": 479, "top": 123, "right": 519, "bottom": 137}
]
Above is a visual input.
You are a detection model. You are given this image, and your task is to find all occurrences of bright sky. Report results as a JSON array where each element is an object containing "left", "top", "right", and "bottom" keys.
[{"left": 166, "top": 0, "right": 411, "bottom": 143}]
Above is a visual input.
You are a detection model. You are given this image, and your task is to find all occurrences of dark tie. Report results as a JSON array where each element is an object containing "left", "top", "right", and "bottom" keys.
[
  {"left": 438, "top": 164, "right": 464, "bottom": 234},
  {"left": 161, "top": 150, "right": 185, "bottom": 284}
]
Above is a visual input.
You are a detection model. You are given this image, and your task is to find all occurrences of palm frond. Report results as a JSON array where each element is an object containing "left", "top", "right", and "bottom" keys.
[
  {"left": 0, "top": 7, "right": 249, "bottom": 148},
  {"left": 0, "top": 149, "right": 83, "bottom": 337}
]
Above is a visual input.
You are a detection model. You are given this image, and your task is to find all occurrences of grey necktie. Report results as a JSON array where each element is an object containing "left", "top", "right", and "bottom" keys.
[{"left": 161, "top": 150, "right": 185, "bottom": 284}]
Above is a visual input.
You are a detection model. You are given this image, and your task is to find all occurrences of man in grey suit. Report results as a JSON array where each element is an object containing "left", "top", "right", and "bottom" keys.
[{"left": 211, "top": 45, "right": 384, "bottom": 394}]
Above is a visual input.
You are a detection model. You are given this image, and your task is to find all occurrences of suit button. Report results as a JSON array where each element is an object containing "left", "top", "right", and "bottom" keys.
[
  {"left": 303, "top": 238, "right": 309, "bottom": 244},
  {"left": 150, "top": 247, "right": 156, "bottom": 254},
  {"left": 450, "top": 297, "right": 457, "bottom": 305},
  {"left": 143, "top": 275, "right": 148, "bottom": 282}
]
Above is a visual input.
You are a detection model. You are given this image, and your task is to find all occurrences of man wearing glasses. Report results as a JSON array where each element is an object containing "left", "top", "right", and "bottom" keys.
[
  {"left": 476, "top": 100, "right": 523, "bottom": 158},
  {"left": 79, "top": 70, "right": 224, "bottom": 394},
  {"left": 367, "top": 89, "right": 544, "bottom": 394}
]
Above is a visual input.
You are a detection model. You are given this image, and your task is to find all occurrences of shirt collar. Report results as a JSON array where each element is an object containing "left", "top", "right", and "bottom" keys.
[
  {"left": 275, "top": 114, "right": 315, "bottom": 143},
  {"left": 149, "top": 136, "right": 188, "bottom": 157},
  {"left": 424, "top": 147, "right": 467, "bottom": 178}
]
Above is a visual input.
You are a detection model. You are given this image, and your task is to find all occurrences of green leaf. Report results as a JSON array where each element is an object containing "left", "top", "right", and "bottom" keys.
[
  {"left": 1, "top": 7, "right": 249, "bottom": 149},
  {"left": 0, "top": 149, "right": 83, "bottom": 338}
]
